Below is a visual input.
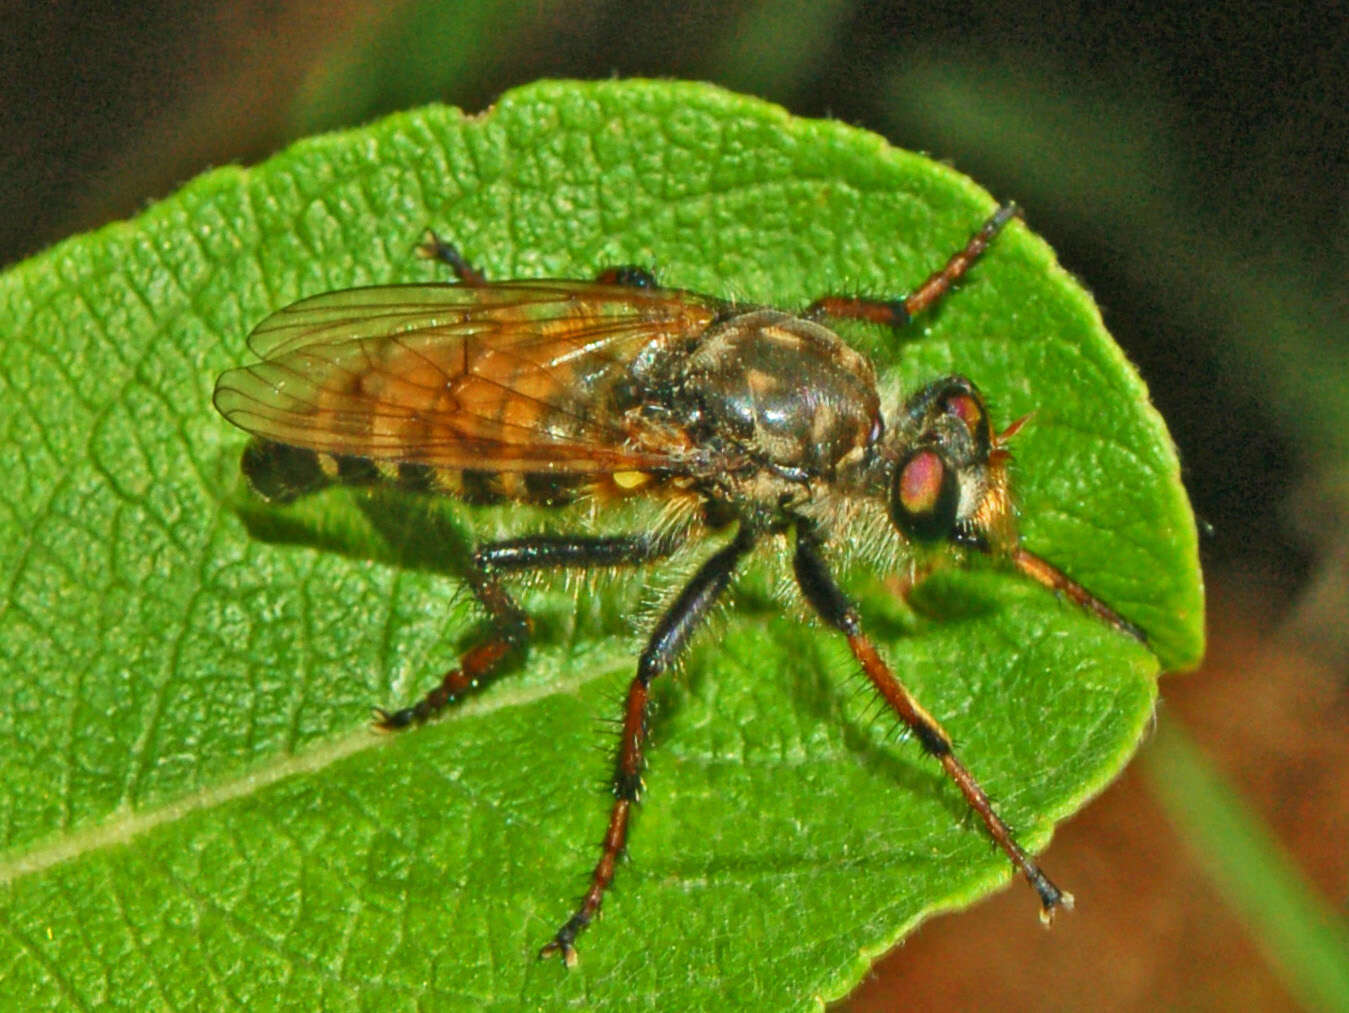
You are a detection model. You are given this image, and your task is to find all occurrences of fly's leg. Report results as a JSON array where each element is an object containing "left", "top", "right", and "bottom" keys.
[
  {"left": 592, "top": 265, "right": 658, "bottom": 288},
  {"left": 1010, "top": 548, "right": 1147, "bottom": 643},
  {"left": 792, "top": 528, "right": 1072, "bottom": 921},
  {"left": 416, "top": 230, "right": 488, "bottom": 285},
  {"left": 806, "top": 202, "right": 1019, "bottom": 327},
  {"left": 373, "top": 533, "right": 683, "bottom": 730},
  {"left": 417, "top": 229, "right": 659, "bottom": 290},
  {"left": 540, "top": 527, "right": 757, "bottom": 966}
]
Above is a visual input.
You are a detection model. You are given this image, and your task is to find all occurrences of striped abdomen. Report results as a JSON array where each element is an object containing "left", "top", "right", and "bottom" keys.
[{"left": 239, "top": 439, "right": 669, "bottom": 507}]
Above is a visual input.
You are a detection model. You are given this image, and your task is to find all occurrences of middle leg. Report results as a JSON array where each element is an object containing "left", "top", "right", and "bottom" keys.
[{"left": 540, "top": 527, "right": 757, "bottom": 965}]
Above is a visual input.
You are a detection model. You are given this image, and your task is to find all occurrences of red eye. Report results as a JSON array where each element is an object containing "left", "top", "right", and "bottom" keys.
[
  {"left": 899, "top": 450, "right": 945, "bottom": 516},
  {"left": 944, "top": 392, "right": 983, "bottom": 433},
  {"left": 890, "top": 448, "right": 959, "bottom": 541}
]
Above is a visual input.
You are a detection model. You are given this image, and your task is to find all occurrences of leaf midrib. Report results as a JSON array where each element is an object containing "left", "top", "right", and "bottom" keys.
[{"left": 0, "top": 657, "right": 602, "bottom": 888}]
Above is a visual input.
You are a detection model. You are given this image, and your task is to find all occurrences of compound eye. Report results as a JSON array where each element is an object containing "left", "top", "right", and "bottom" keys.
[
  {"left": 890, "top": 448, "right": 959, "bottom": 541},
  {"left": 939, "top": 387, "right": 995, "bottom": 456},
  {"left": 943, "top": 392, "right": 983, "bottom": 434}
]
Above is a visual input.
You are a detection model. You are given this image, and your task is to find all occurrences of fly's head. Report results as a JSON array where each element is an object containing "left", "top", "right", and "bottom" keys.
[
  {"left": 881, "top": 376, "right": 1021, "bottom": 555},
  {"left": 872, "top": 374, "right": 1146, "bottom": 643}
]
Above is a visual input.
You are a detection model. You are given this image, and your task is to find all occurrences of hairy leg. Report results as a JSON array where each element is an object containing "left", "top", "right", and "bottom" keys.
[
  {"left": 540, "top": 527, "right": 757, "bottom": 965},
  {"left": 374, "top": 532, "right": 683, "bottom": 729},
  {"left": 792, "top": 526, "right": 1071, "bottom": 920}
]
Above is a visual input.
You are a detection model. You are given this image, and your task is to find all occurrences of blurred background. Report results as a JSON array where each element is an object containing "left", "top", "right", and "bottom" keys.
[{"left": 3, "top": 2, "right": 1343, "bottom": 1007}]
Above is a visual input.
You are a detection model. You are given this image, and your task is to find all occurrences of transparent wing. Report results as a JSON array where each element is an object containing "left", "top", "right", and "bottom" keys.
[{"left": 214, "top": 281, "right": 721, "bottom": 473}]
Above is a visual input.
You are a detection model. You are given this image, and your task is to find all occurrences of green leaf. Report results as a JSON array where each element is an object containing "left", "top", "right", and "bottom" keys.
[{"left": 0, "top": 80, "right": 1202, "bottom": 1008}]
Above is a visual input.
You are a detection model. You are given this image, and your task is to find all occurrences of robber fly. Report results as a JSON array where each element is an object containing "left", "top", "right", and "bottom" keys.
[{"left": 213, "top": 204, "right": 1145, "bottom": 965}]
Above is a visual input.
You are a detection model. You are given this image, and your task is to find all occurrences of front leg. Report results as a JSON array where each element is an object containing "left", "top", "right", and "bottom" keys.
[
  {"left": 540, "top": 527, "right": 757, "bottom": 966},
  {"left": 791, "top": 527, "right": 1071, "bottom": 921}
]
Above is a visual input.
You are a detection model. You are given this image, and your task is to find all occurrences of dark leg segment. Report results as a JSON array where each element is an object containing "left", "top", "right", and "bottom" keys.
[
  {"left": 593, "top": 264, "right": 658, "bottom": 288},
  {"left": 806, "top": 202, "right": 1020, "bottom": 327},
  {"left": 416, "top": 229, "right": 488, "bottom": 285},
  {"left": 373, "top": 533, "right": 682, "bottom": 730},
  {"left": 792, "top": 529, "right": 1072, "bottom": 921},
  {"left": 417, "top": 228, "right": 660, "bottom": 291},
  {"left": 540, "top": 528, "right": 756, "bottom": 966}
]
